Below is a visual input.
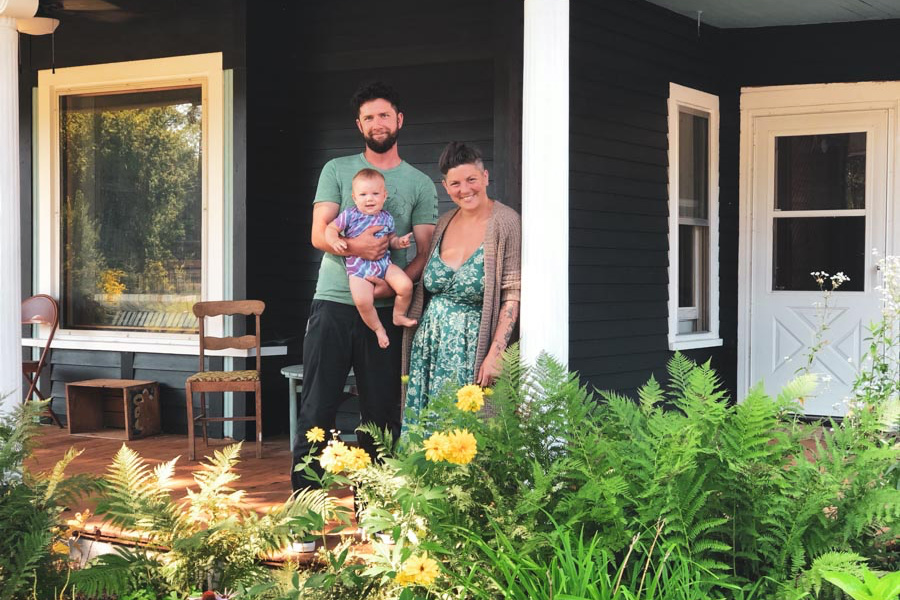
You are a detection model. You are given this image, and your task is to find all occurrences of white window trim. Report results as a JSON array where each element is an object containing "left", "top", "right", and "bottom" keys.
[
  {"left": 31, "top": 53, "right": 227, "bottom": 352},
  {"left": 667, "top": 82, "right": 722, "bottom": 351}
]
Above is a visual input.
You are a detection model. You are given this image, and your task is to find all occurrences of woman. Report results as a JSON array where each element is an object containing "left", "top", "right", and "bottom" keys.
[{"left": 402, "top": 142, "right": 521, "bottom": 422}]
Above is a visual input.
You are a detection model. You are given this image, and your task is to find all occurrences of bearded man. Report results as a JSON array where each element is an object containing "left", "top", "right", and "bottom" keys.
[{"left": 292, "top": 81, "right": 438, "bottom": 490}]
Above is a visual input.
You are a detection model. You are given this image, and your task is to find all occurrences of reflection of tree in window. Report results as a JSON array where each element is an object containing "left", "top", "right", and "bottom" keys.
[{"left": 60, "top": 88, "right": 202, "bottom": 332}]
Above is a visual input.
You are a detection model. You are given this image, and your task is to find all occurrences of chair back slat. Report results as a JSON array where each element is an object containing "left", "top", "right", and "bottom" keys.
[
  {"left": 204, "top": 335, "right": 258, "bottom": 351},
  {"left": 193, "top": 300, "right": 264, "bottom": 318},
  {"left": 193, "top": 300, "right": 265, "bottom": 371}
]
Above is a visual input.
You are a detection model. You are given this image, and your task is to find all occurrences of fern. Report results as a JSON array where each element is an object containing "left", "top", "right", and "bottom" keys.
[{"left": 0, "top": 400, "right": 97, "bottom": 600}]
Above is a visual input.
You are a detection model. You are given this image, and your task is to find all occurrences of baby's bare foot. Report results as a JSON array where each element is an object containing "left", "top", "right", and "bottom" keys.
[
  {"left": 393, "top": 314, "right": 418, "bottom": 327},
  {"left": 376, "top": 327, "right": 390, "bottom": 348}
]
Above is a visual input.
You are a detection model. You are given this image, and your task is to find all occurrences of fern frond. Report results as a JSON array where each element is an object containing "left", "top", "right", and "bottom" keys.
[
  {"left": 777, "top": 374, "right": 819, "bottom": 409},
  {"left": 637, "top": 375, "right": 664, "bottom": 413},
  {"left": 356, "top": 422, "right": 395, "bottom": 459},
  {"left": 666, "top": 351, "right": 697, "bottom": 399},
  {"left": 70, "top": 549, "right": 159, "bottom": 598},
  {"left": 95, "top": 444, "right": 180, "bottom": 539}
]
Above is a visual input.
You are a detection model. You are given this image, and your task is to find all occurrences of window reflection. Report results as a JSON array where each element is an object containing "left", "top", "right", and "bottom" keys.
[{"left": 60, "top": 87, "right": 202, "bottom": 332}]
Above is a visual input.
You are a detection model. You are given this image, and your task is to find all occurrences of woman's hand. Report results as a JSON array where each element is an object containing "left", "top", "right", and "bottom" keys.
[
  {"left": 478, "top": 300, "right": 519, "bottom": 387},
  {"left": 477, "top": 351, "right": 501, "bottom": 387}
]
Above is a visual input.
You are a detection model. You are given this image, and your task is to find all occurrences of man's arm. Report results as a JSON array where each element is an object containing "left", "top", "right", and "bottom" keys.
[
  {"left": 311, "top": 203, "right": 388, "bottom": 260},
  {"left": 404, "top": 223, "right": 436, "bottom": 283}
]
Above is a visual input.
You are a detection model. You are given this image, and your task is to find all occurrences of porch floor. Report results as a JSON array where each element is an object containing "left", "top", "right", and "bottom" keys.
[{"left": 26, "top": 426, "right": 354, "bottom": 561}]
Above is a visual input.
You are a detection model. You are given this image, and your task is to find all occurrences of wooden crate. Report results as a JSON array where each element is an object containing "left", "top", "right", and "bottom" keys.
[{"left": 65, "top": 379, "right": 161, "bottom": 440}]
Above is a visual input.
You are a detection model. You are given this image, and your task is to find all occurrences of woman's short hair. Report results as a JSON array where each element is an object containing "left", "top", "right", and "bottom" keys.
[{"left": 439, "top": 141, "right": 484, "bottom": 176}]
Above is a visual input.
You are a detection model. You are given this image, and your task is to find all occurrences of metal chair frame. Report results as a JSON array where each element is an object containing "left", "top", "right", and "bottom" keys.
[{"left": 21, "top": 294, "right": 62, "bottom": 427}]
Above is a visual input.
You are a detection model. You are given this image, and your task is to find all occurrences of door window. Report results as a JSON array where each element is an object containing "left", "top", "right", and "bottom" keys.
[{"left": 771, "top": 132, "right": 867, "bottom": 292}]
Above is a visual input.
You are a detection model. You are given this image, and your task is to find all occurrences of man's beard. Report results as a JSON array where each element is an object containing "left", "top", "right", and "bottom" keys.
[{"left": 364, "top": 129, "right": 399, "bottom": 154}]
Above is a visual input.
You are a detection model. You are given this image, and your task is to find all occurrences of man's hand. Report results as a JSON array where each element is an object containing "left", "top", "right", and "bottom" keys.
[
  {"left": 365, "top": 275, "right": 395, "bottom": 299},
  {"left": 346, "top": 225, "right": 389, "bottom": 261}
]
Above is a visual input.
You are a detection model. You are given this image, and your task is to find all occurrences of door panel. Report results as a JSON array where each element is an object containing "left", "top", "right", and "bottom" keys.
[{"left": 749, "top": 110, "right": 888, "bottom": 416}]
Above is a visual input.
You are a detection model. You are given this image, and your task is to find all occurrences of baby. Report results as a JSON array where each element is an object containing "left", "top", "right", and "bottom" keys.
[{"left": 325, "top": 168, "right": 418, "bottom": 348}]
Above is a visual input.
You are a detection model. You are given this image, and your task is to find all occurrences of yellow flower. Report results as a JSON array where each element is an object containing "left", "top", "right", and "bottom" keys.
[
  {"left": 346, "top": 446, "right": 372, "bottom": 471},
  {"left": 483, "top": 387, "right": 494, "bottom": 397},
  {"left": 395, "top": 553, "right": 440, "bottom": 587},
  {"left": 319, "top": 441, "right": 371, "bottom": 473},
  {"left": 319, "top": 441, "right": 349, "bottom": 473},
  {"left": 443, "top": 429, "right": 477, "bottom": 465},
  {"left": 66, "top": 508, "right": 92, "bottom": 530},
  {"left": 400, "top": 374, "right": 410, "bottom": 384},
  {"left": 423, "top": 431, "right": 450, "bottom": 462},
  {"left": 52, "top": 541, "right": 71, "bottom": 556},
  {"left": 455, "top": 384, "right": 484, "bottom": 412},
  {"left": 305, "top": 427, "right": 325, "bottom": 444}
]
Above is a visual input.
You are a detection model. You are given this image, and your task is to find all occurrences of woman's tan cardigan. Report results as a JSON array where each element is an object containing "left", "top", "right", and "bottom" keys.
[{"left": 402, "top": 201, "right": 522, "bottom": 407}]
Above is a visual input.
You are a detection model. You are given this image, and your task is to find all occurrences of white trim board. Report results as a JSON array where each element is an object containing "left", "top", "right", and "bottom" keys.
[
  {"left": 34, "top": 53, "right": 227, "bottom": 352},
  {"left": 21, "top": 337, "right": 286, "bottom": 358},
  {"left": 737, "top": 81, "right": 900, "bottom": 401}
]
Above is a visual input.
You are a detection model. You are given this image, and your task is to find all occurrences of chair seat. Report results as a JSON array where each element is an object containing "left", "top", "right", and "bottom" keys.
[
  {"left": 187, "top": 369, "right": 259, "bottom": 383},
  {"left": 23, "top": 360, "right": 39, "bottom": 374}
]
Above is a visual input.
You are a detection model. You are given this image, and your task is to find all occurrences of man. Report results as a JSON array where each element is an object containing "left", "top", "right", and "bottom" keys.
[{"left": 291, "top": 82, "right": 438, "bottom": 490}]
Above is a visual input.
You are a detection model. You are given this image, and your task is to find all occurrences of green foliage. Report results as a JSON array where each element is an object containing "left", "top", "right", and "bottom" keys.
[
  {"left": 0, "top": 400, "right": 97, "bottom": 600},
  {"left": 322, "top": 347, "right": 898, "bottom": 599},
  {"left": 73, "top": 442, "right": 337, "bottom": 598},
  {"left": 823, "top": 566, "right": 900, "bottom": 600}
]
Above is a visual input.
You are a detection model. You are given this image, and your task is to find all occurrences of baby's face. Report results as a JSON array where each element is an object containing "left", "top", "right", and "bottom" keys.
[{"left": 352, "top": 178, "right": 387, "bottom": 215}]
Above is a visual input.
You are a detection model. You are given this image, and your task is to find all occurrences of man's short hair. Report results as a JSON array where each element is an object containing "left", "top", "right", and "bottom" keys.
[
  {"left": 351, "top": 81, "right": 401, "bottom": 116},
  {"left": 439, "top": 141, "right": 484, "bottom": 175},
  {"left": 352, "top": 168, "right": 385, "bottom": 185}
]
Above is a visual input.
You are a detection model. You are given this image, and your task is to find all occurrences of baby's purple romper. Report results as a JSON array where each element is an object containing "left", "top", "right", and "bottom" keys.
[{"left": 332, "top": 206, "right": 396, "bottom": 279}]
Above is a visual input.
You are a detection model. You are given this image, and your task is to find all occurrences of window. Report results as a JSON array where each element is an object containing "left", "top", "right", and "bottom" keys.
[
  {"left": 35, "top": 54, "right": 226, "bottom": 351},
  {"left": 667, "top": 83, "right": 722, "bottom": 350},
  {"left": 60, "top": 88, "right": 203, "bottom": 333}
]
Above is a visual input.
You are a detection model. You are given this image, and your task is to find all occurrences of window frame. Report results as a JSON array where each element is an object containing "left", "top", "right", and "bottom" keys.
[
  {"left": 667, "top": 82, "right": 722, "bottom": 351},
  {"left": 33, "top": 53, "right": 226, "bottom": 352}
]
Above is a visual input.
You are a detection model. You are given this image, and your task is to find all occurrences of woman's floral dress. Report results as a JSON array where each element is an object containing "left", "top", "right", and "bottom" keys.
[{"left": 405, "top": 242, "right": 485, "bottom": 426}]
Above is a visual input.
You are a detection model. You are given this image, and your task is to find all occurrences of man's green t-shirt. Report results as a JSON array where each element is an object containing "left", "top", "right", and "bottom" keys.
[{"left": 313, "top": 153, "right": 438, "bottom": 307}]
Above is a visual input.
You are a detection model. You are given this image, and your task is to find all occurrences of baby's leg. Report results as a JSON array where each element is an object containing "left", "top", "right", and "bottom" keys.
[
  {"left": 385, "top": 264, "right": 417, "bottom": 327},
  {"left": 348, "top": 275, "right": 389, "bottom": 348}
]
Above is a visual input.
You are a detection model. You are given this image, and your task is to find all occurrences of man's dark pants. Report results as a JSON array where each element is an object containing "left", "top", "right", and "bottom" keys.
[{"left": 291, "top": 299, "right": 402, "bottom": 491}]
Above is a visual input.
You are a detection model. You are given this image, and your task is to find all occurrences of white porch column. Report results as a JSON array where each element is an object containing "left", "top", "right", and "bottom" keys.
[
  {"left": 0, "top": 0, "right": 38, "bottom": 415},
  {"left": 521, "top": 0, "right": 569, "bottom": 367}
]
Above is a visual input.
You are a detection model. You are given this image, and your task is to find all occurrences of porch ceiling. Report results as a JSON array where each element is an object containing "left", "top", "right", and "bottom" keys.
[{"left": 646, "top": 0, "right": 900, "bottom": 28}]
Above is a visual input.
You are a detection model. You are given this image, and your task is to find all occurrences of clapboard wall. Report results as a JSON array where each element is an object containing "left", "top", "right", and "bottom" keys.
[
  {"left": 19, "top": 0, "right": 247, "bottom": 435},
  {"left": 728, "top": 19, "right": 900, "bottom": 87},
  {"left": 246, "top": 0, "right": 522, "bottom": 435},
  {"left": 568, "top": 0, "right": 738, "bottom": 397}
]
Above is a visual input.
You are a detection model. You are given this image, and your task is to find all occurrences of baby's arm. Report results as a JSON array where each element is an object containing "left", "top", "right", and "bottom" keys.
[
  {"left": 325, "top": 222, "right": 348, "bottom": 253},
  {"left": 389, "top": 232, "right": 412, "bottom": 250}
]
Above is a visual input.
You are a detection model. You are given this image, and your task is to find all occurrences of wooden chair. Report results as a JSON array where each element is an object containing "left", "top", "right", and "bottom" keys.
[
  {"left": 22, "top": 294, "right": 62, "bottom": 427},
  {"left": 185, "top": 300, "right": 265, "bottom": 460}
]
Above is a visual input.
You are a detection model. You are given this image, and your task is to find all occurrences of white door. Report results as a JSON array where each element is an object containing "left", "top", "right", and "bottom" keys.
[{"left": 749, "top": 110, "right": 889, "bottom": 416}]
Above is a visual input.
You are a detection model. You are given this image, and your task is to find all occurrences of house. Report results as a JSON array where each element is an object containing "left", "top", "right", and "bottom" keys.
[{"left": 2, "top": 0, "right": 898, "bottom": 440}]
